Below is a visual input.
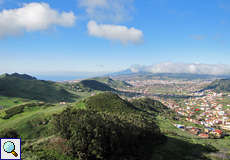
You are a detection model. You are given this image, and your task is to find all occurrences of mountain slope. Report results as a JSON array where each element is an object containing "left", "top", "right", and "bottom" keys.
[
  {"left": 0, "top": 76, "right": 77, "bottom": 102},
  {"left": 79, "top": 91, "right": 141, "bottom": 113},
  {"left": 0, "top": 73, "right": 37, "bottom": 80},
  {"left": 131, "top": 97, "right": 168, "bottom": 113},
  {"left": 88, "top": 76, "right": 132, "bottom": 89},
  {"left": 203, "top": 79, "right": 230, "bottom": 93},
  {"left": 70, "top": 80, "right": 117, "bottom": 92}
]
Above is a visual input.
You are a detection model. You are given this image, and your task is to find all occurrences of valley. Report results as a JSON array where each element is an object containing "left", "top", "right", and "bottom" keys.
[{"left": 1, "top": 73, "right": 230, "bottom": 159}]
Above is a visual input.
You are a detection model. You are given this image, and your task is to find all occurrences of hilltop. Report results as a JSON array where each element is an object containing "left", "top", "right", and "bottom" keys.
[
  {"left": 0, "top": 73, "right": 37, "bottom": 80},
  {"left": 88, "top": 76, "right": 132, "bottom": 89},
  {"left": 203, "top": 79, "right": 230, "bottom": 93},
  {"left": 67, "top": 79, "right": 117, "bottom": 92},
  {"left": 79, "top": 91, "right": 141, "bottom": 113},
  {"left": 77, "top": 92, "right": 169, "bottom": 117}
]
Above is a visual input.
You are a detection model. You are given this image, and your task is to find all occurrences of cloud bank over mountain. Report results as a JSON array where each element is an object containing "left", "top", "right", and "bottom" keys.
[{"left": 129, "top": 62, "right": 230, "bottom": 75}]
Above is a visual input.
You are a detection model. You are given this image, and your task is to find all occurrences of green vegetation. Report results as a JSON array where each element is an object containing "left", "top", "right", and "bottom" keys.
[
  {"left": 0, "top": 72, "right": 37, "bottom": 80},
  {"left": 0, "top": 128, "right": 19, "bottom": 138},
  {"left": 0, "top": 76, "right": 78, "bottom": 102},
  {"left": 1, "top": 74, "right": 229, "bottom": 159},
  {"left": 88, "top": 76, "right": 132, "bottom": 89},
  {"left": 155, "top": 115, "right": 230, "bottom": 160},
  {"left": 78, "top": 92, "right": 141, "bottom": 113},
  {"left": 204, "top": 79, "right": 230, "bottom": 93},
  {"left": 51, "top": 107, "right": 166, "bottom": 159},
  {"left": 67, "top": 79, "right": 116, "bottom": 92},
  {"left": 131, "top": 97, "right": 168, "bottom": 113},
  {"left": 0, "top": 102, "right": 53, "bottom": 119},
  {"left": 0, "top": 95, "right": 31, "bottom": 109}
]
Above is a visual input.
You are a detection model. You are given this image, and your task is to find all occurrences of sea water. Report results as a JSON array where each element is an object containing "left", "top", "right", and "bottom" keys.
[{"left": 35, "top": 75, "right": 92, "bottom": 82}]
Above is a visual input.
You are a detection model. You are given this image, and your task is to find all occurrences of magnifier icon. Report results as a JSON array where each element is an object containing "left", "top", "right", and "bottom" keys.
[{"left": 3, "top": 141, "right": 18, "bottom": 157}]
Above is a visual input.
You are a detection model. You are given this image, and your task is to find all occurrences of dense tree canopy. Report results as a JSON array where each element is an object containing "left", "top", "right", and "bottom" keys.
[{"left": 52, "top": 107, "right": 166, "bottom": 160}]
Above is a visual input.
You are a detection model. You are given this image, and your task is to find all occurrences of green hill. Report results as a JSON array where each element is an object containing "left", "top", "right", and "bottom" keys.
[
  {"left": 131, "top": 97, "right": 169, "bottom": 113},
  {"left": 78, "top": 92, "right": 169, "bottom": 117},
  {"left": 0, "top": 73, "right": 37, "bottom": 80},
  {"left": 70, "top": 79, "right": 117, "bottom": 92},
  {"left": 203, "top": 79, "right": 230, "bottom": 93},
  {"left": 88, "top": 76, "right": 132, "bottom": 89},
  {"left": 79, "top": 91, "right": 141, "bottom": 113},
  {"left": 51, "top": 92, "right": 166, "bottom": 159},
  {"left": 0, "top": 76, "right": 77, "bottom": 102}
]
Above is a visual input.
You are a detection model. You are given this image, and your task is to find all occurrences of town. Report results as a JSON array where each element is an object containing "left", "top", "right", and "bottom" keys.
[{"left": 115, "top": 78, "right": 230, "bottom": 138}]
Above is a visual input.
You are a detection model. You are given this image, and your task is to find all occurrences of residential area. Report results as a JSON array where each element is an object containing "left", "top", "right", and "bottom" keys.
[{"left": 116, "top": 78, "right": 230, "bottom": 138}]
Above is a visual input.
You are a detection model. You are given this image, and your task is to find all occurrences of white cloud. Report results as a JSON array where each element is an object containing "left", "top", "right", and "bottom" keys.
[
  {"left": 87, "top": 20, "right": 143, "bottom": 45},
  {"left": 129, "top": 62, "right": 230, "bottom": 75},
  {"left": 77, "top": 0, "right": 134, "bottom": 23},
  {"left": 0, "top": 2, "right": 76, "bottom": 39},
  {"left": 189, "top": 35, "right": 204, "bottom": 40}
]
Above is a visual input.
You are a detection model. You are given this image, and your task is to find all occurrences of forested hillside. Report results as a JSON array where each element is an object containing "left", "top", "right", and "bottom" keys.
[
  {"left": 68, "top": 79, "right": 117, "bottom": 92},
  {"left": 88, "top": 76, "right": 132, "bottom": 89},
  {"left": 50, "top": 92, "right": 167, "bottom": 159},
  {"left": 203, "top": 79, "right": 230, "bottom": 93}
]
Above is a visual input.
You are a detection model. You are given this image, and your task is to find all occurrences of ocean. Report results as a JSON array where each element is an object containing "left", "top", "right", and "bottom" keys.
[{"left": 35, "top": 75, "right": 93, "bottom": 82}]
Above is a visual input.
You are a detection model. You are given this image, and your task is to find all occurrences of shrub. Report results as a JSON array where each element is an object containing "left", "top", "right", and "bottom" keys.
[{"left": 0, "top": 128, "right": 18, "bottom": 138}]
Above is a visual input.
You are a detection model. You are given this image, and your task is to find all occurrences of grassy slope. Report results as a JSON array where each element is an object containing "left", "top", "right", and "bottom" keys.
[
  {"left": 0, "top": 102, "right": 86, "bottom": 137},
  {"left": 154, "top": 115, "right": 230, "bottom": 160},
  {"left": 88, "top": 76, "right": 133, "bottom": 89},
  {"left": 0, "top": 77, "right": 79, "bottom": 102}
]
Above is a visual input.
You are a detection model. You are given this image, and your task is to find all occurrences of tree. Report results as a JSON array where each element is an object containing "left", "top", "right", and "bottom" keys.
[
  {"left": 52, "top": 107, "right": 166, "bottom": 160},
  {"left": 0, "top": 128, "right": 18, "bottom": 138}
]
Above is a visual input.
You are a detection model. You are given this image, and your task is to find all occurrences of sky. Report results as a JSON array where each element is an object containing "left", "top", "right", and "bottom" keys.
[{"left": 1, "top": 0, "right": 230, "bottom": 80}]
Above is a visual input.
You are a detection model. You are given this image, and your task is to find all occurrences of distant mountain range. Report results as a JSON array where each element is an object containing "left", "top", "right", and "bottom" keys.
[{"left": 106, "top": 69, "right": 134, "bottom": 76}]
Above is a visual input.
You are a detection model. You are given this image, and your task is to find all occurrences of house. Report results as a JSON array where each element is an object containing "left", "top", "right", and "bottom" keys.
[
  {"left": 212, "top": 129, "right": 223, "bottom": 136},
  {"left": 176, "top": 124, "right": 185, "bottom": 129},
  {"left": 198, "top": 134, "right": 209, "bottom": 138},
  {"left": 204, "top": 127, "right": 214, "bottom": 133}
]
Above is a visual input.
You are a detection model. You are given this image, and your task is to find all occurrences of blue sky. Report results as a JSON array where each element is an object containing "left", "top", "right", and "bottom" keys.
[{"left": 1, "top": 0, "right": 230, "bottom": 79}]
